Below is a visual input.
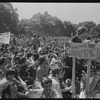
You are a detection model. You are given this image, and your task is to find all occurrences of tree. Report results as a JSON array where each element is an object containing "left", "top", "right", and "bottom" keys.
[
  {"left": 94, "top": 24, "right": 100, "bottom": 38},
  {"left": 18, "top": 18, "right": 30, "bottom": 35},
  {"left": 26, "top": 12, "right": 68, "bottom": 37},
  {"left": 0, "top": 3, "right": 19, "bottom": 35},
  {"left": 63, "top": 21, "right": 76, "bottom": 37}
]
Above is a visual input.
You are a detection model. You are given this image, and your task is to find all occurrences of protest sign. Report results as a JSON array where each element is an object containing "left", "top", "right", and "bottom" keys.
[
  {"left": 69, "top": 43, "right": 100, "bottom": 60},
  {"left": 0, "top": 32, "right": 10, "bottom": 44},
  {"left": 68, "top": 42, "right": 100, "bottom": 98}
]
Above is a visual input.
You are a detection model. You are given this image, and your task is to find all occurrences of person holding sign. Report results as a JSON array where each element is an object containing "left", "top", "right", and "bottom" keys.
[
  {"left": 70, "top": 26, "right": 88, "bottom": 98},
  {"left": 80, "top": 66, "right": 100, "bottom": 98}
]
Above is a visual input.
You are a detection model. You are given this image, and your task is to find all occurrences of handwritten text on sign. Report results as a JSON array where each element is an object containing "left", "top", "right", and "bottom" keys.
[
  {"left": 69, "top": 43, "right": 100, "bottom": 59},
  {"left": 0, "top": 32, "right": 10, "bottom": 44}
]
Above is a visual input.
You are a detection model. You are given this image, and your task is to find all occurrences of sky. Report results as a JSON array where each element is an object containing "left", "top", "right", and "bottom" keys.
[{"left": 12, "top": 3, "right": 100, "bottom": 24}]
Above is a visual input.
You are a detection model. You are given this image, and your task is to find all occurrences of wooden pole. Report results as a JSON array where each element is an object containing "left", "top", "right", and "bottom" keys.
[
  {"left": 72, "top": 57, "right": 75, "bottom": 98},
  {"left": 86, "top": 59, "right": 91, "bottom": 98}
]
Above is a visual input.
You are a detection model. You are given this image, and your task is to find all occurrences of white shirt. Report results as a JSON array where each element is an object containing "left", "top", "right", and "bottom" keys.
[
  {"left": 50, "top": 58, "right": 58, "bottom": 65},
  {"left": 0, "top": 77, "right": 8, "bottom": 96},
  {"left": 89, "top": 76, "right": 94, "bottom": 84},
  {"left": 38, "top": 47, "right": 42, "bottom": 54},
  {"left": 50, "top": 76, "right": 63, "bottom": 98}
]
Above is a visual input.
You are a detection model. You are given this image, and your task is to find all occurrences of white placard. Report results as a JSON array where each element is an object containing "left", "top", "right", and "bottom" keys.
[
  {"left": 0, "top": 32, "right": 10, "bottom": 44},
  {"left": 69, "top": 43, "right": 100, "bottom": 60}
]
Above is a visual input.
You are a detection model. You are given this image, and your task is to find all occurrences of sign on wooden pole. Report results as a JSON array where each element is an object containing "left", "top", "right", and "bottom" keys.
[
  {"left": 86, "top": 59, "right": 91, "bottom": 98},
  {"left": 72, "top": 57, "right": 75, "bottom": 98},
  {"left": 68, "top": 42, "right": 97, "bottom": 98}
]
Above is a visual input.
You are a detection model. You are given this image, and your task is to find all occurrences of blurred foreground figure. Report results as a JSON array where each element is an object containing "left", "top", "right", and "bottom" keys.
[{"left": 80, "top": 66, "right": 100, "bottom": 98}]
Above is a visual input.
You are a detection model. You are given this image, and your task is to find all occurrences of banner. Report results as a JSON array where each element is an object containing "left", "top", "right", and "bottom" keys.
[
  {"left": 0, "top": 32, "right": 10, "bottom": 44},
  {"left": 69, "top": 43, "right": 100, "bottom": 60}
]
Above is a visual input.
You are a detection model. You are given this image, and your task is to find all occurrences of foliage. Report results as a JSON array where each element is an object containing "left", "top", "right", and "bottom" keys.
[
  {"left": 1, "top": 3, "right": 100, "bottom": 38},
  {"left": 63, "top": 21, "right": 76, "bottom": 37},
  {"left": 18, "top": 12, "right": 76, "bottom": 37},
  {"left": 0, "top": 3, "right": 19, "bottom": 35}
]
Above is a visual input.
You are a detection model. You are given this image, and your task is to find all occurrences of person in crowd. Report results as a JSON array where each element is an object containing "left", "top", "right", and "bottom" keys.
[
  {"left": 32, "top": 34, "right": 40, "bottom": 52},
  {"left": 1, "top": 82, "right": 28, "bottom": 98},
  {"left": 35, "top": 56, "right": 50, "bottom": 89},
  {"left": 12, "top": 56, "right": 20, "bottom": 66},
  {"left": 38, "top": 42, "right": 44, "bottom": 55},
  {"left": 49, "top": 53, "right": 59, "bottom": 65},
  {"left": 0, "top": 69, "right": 16, "bottom": 95},
  {"left": 80, "top": 66, "right": 100, "bottom": 98},
  {"left": 49, "top": 66, "right": 63, "bottom": 98},
  {"left": 12, "top": 37, "right": 17, "bottom": 46},
  {"left": 0, "top": 57, "right": 8, "bottom": 74},
  {"left": 19, "top": 57, "right": 28, "bottom": 80},
  {"left": 59, "top": 70, "right": 73, "bottom": 98},
  {"left": 0, "top": 70, "right": 4, "bottom": 82},
  {"left": 1, "top": 31, "right": 100, "bottom": 99},
  {"left": 71, "top": 26, "right": 88, "bottom": 43},
  {"left": 0, "top": 70, "right": 6, "bottom": 96},
  {"left": 40, "top": 77, "right": 62, "bottom": 98},
  {"left": 5, "top": 69, "right": 27, "bottom": 92},
  {"left": 25, "top": 53, "right": 40, "bottom": 88},
  {"left": 11, "top": 64, "right": 27, "bottom": 90},
  {"left": 26, "top": 52, "right": 34, "bottom": 65}
]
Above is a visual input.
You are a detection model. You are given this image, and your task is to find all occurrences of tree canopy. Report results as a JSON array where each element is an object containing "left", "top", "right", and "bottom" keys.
[
  {"left": 0, "top": 3, "right": 100, "bottom": 38},
  {"left": 0, "top": 3, "right": 19, "bottom": 35}
]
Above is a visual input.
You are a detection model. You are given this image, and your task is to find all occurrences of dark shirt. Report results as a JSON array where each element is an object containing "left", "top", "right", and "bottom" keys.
[
  {"left": 28, "top": 67, "right": 36, "bottom": 81},
  {"left": 71, "top": 36, "right": 82, "bottom": 43},
  {"left": 20, "top": 65, "right": 28, "bottom": 79}
]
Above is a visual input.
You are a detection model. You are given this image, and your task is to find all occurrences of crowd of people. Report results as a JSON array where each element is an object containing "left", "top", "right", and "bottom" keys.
[{"left": 0, "top": 27, "right": 100, "bottom": 98}]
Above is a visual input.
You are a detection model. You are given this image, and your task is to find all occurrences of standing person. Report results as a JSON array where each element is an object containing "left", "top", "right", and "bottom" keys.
[
  {"left": 50, "top": 66, "right": 63, "bottom": 98},
  {"left": 32, "top": 34, "right": 40, "bottom": 52},
  {"left": 12, "top": 37, "right": 17, "bottom": 46},
  {"left": 35, "top": 56, "right": 50, "bottom": 89}
]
